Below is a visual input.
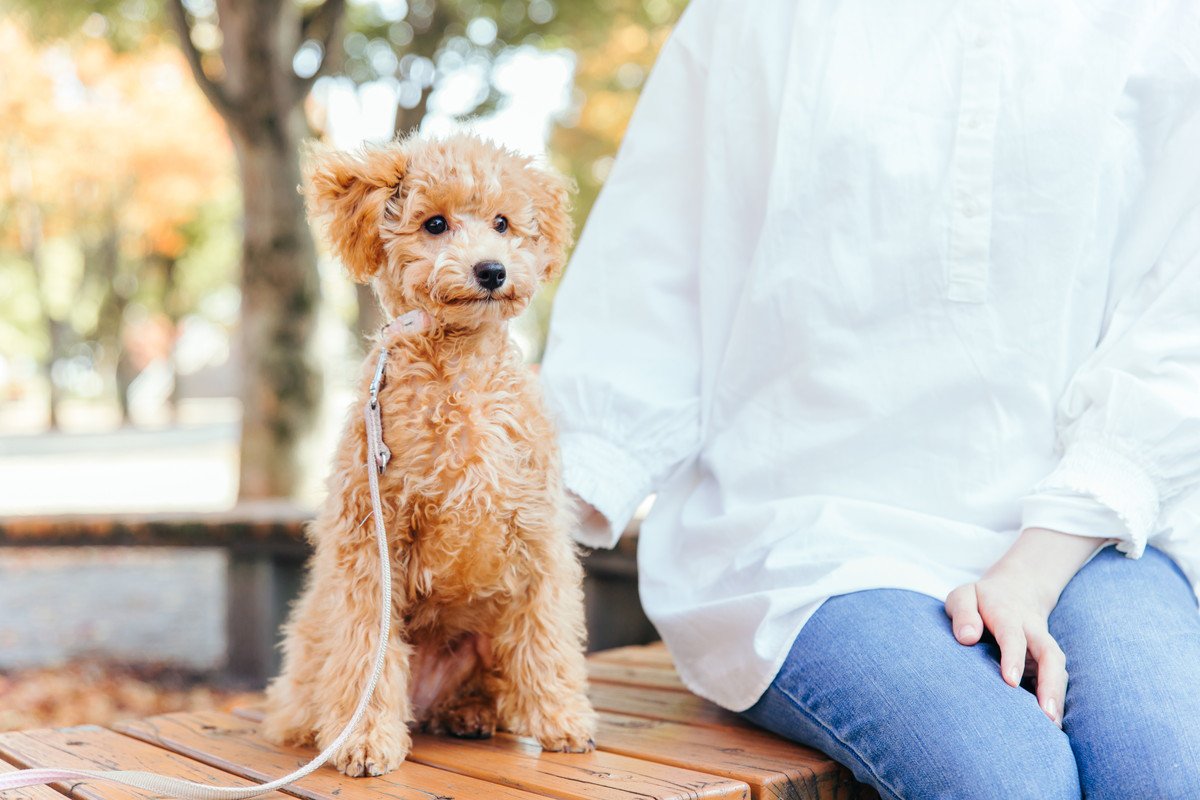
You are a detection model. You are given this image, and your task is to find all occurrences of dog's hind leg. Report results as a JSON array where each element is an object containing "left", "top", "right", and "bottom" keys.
[
  {"left": 417, "top": 635, "right": 497, "bottom": 739},
  {"left": 262, "top": 580, "right": 325, "bottom": 747},
  {"left": 424, "top": 681, "right": 498, "bottom": 740}
]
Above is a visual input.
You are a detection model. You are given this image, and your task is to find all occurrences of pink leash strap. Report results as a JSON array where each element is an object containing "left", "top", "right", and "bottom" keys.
[{"left": 0, "top": 769, "right": 97, "bottom": 791}]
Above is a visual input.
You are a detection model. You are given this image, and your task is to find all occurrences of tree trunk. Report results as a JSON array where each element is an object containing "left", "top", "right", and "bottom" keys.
[
  {"left": 230, "top": 114, "right": 321, "bottom": 500},
  {"left": 392, "top": 88, "right": 430, "bottom": 139},
  {"left": 43, "top": 318, "right": 65, "bottom": 430},
  {"left": 88, "top": 217, "right": 130, "bottom": 424},
  {"left": 161, "top": 256, "right": 184, "bottom": 422},
  {"left": 167, "top": 0, "right": 337, "bottom": 499},
  {"left": 18, "top": 192, "right": 61, "bottom": 430},
  {"left": 116, "top": 348, "right": 136, "bottom": 425},
  {"left": 354, "top": 282, "right": 386, "bottom": 346}
]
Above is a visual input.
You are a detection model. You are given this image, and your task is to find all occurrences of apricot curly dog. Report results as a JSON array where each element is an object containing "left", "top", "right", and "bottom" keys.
[{"left": 261, "top": 134, "right": 596, "bottom": 777}]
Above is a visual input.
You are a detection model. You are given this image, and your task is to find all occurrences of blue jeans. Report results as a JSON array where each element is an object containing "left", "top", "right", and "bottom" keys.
[{"left": 742, "top": 545, "right": 1200, "bottom": 799}]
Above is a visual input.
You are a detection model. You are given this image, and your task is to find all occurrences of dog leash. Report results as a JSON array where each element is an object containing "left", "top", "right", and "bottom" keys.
[{"left": 0, "top": 346, "right": 398, "bottom": 799}]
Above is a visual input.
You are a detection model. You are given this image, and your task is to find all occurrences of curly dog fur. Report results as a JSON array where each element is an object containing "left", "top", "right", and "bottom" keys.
[{"left": 261, "top": 134, "right": 596, "bottom": 777}]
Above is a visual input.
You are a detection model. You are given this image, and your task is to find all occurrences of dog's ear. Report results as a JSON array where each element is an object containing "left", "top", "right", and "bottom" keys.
[
  {"left": 303, "top": 143, "right": 407, "bottom": 283},
  {"left": 523, "top": 164, "right": 575, "bottom": 282}
]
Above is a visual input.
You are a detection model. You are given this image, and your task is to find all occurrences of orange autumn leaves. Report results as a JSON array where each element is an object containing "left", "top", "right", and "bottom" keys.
[
  {"left": 0, "top": 21, "right": 233, "bottom": 260},
  {"left": 0, "top": 660, "right": 257, "bottom": 733},
  {"left": 549, "top": 3, "right": 683, "bottom": 231}
]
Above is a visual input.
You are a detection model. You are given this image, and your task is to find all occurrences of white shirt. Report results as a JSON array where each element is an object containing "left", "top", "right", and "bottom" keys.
[{"left": 541, "top": 0, "right": 1200, "bottom": 712}]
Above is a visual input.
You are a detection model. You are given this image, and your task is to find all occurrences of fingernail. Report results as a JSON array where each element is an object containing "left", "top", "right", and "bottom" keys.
[
  {"left": 958, "top": 625, "right": 977, "bottom": 641},
  {"left": 1007, "top": 667, "right": 1022, "bottom": 685},
  {"left": 1044, "top": 698, "right": 1057, "bottom": 719}
]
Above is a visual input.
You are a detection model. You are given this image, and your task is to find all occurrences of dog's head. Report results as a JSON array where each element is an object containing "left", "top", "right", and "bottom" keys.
[{"left": 304, "top": 134, "right": 573, "bottom": 329}]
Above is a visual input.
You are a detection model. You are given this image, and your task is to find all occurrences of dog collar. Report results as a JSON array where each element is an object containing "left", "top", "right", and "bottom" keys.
[{"left": 381, "top": 309, "right": 432, "bottom": 337}]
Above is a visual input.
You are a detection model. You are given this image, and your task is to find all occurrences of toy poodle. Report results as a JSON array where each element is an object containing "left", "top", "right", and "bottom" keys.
[{"left": 261, "top": 134, "right": 597, "bottom": 777}]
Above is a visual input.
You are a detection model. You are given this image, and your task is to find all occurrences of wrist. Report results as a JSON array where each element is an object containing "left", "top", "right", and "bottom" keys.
[{"left": 988, "top": 527, "right": 1108, "bottom": 614}]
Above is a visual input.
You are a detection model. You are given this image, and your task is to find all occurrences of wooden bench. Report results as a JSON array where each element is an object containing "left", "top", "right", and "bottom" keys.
[{"left": 0, "top": 643, "right": 877, "bottom": 800}]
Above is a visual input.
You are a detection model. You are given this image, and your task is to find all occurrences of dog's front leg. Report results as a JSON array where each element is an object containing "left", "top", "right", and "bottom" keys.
[
  {"left": 319, "top": 541, "right": 415, "bottom": 777},
  {"left": 318, "top": 601, "right": 413, "bottom": 776},
  {"left": 490, "top": 522, "right": 596, "bottom": 752},
  {"left": 266, "top": 506, "right": 415, "bottom": 777}
]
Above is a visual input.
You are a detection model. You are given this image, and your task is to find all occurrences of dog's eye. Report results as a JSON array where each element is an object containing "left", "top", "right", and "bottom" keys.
[
  {"left": 423, "top": 216, "right": 448, "bottom": 235},
  {"left": 493, "top": 215, "right": 508, "bottom": 234}
]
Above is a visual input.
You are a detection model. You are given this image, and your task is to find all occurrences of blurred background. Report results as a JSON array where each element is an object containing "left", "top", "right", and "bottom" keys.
[{"left": 0, "top": 0, "right": 678, "bottom": 731}]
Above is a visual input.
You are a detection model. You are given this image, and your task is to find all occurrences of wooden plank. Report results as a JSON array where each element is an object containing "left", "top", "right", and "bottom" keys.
[
  {"left": 0, "top": 725, "right": 294, "bottom": 800},
  {"left": 143, "top": 710, "right": 747, "bottom": 800},
  {"left": 407, "top": 730, "right": 749, "bottom": 800},
  {"left": 588, "top": 683, "right": 755, "bottom": 731},
  {"left": 595, "top": 713, "right": 875, "bottom": 800},
  {"left": 229, "top": 706, "right": 870, "bottom": 800},
  {"left": 0, "top": 757, "right": 70, "bottom": 800},
  {"left": 588, "top": 643, "right": 675, "bottom": 669},
  {"left": 230, "top": 704, "right": 866, "bottom": 800},
  {"left": 117, "top": 712, "right": 542, "bottom": 800},
  {"left": 241, "top": 682, "right": 757, "bottom": 743},
  {"left": 587, "top": 660, "right": 689, "bottom": 692}
]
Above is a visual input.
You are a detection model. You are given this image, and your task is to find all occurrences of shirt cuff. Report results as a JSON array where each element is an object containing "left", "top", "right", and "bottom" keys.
[
  {"left": 1019, "top": 489, "right": 1124, "bottom": 559},
  {"left": 559, "top": 430, "right": 652, "bottom": 550},
  {"left": 1029, "top": 438, "right": 1160, "bottom": 558}
]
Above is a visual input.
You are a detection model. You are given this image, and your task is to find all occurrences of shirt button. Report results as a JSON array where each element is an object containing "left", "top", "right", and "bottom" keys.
[
  {"left": 964, "top": 114, "right": 983, "bottom": 130},
  {"left": 973, "top": 31, "right": 992, "bottom": 48},
  {"left": 962, "top": 199, "right": 982, "bottom": 218}
]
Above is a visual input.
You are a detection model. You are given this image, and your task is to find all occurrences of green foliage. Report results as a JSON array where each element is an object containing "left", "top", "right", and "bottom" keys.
[
  {"left": 0, "top": 253, "right": 44, "bottom": 358},
  {"left": 170, "top": 192, "right": 240, "bottom": 315},
  {"left": 5, "top": 0, "right": 575, "bottom": 122},
  {"left": 2, "top": 0, "right": 153, "bottom": 51}
]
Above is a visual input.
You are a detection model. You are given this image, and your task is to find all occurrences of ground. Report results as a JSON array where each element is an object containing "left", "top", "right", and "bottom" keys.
[{"left": 0, "top": 660, "right": 258, "bottom": 732}]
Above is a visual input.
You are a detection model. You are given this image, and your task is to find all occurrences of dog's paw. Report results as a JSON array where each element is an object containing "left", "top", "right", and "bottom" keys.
[
  {"left": 540, "top": 731, "right": 596, "bottom": 753},
  {"left": 428, "top": 696, "right": 497, "bottom": 740},
  {"left": 530, "top": 696, "right": 597, "bottom": 754},
  {"left": 328, "top": 724, "right": 411, "bottom": 777}
]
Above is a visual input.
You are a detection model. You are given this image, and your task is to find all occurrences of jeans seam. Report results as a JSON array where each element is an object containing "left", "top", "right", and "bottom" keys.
[{"left": 772, "top": 684, "right": 906, "bottom": 800}]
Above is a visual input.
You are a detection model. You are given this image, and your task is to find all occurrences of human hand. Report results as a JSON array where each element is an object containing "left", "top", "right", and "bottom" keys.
[
  {"left": 945, "top": 565, "right": 1065, "bottom": 726},
  {"left": 944, "top": 527, "right": 1108, "bottom": 727}
]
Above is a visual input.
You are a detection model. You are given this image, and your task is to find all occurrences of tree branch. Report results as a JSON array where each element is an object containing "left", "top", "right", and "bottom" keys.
[
  {"left": 166, "top": 0, "right": 241, "bottom": 123},
  {"left": 393, "top": 85, "right": 431, "bottom": 139},
  {"left": 300, "top": 0, "right": 345, "bottom": 42},
  {"left": 296, "top": 0, "right": 346, "bottom": 94}
]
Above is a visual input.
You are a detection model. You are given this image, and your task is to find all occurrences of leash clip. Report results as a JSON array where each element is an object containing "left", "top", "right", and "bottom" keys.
[
  {"left": 369, "top": 347, "right": 388, "bottom": 410},
  {"left": 366, "top": 348, "right": 392, "bottom": 473}
]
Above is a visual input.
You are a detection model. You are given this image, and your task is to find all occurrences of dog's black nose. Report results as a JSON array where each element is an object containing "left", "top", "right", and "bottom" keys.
[{"left": 473, "top": 261, "right": 506, "bottom": 291}]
